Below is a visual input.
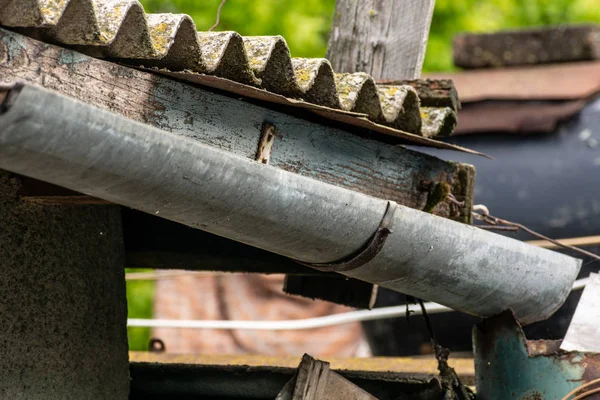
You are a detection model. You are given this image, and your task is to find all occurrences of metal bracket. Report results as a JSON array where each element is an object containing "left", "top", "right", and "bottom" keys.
[{"left": 296, "top": 201, "right": 397, "bottom": 273}]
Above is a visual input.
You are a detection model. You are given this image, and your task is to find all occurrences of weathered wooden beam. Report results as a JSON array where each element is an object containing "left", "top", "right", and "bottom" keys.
[
  {"left": 129, "top": 359, "right": 446, "bottom": 399},
  {"left": 0, "top": 29, "right": 474, "bottom": 223},
  {"left": 454, "top": 24, "right": 600, "bottom": 69},
  {"left": 128, "top": 352, "right": 476, "bottom": 384},
  {"left": 327, "top": 0, "right": 436, "bottom": 80},
  {"left": 276, "top": 354, "right": 377, "bottom": 400}
]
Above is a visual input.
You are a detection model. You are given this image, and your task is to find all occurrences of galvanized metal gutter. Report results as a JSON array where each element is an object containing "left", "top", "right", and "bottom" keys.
[{"left": 0, "top": 83, "right": 581, "bottom": 324}]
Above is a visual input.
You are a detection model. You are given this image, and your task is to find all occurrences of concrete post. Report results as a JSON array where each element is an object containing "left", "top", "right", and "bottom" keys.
[{"left": 0, "top": 172, "right": 129, "bottom": 399}]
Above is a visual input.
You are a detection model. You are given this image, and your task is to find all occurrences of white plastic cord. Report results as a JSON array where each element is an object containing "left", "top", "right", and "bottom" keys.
[
  {"left": 128, "top": 302, "right": 450, "bottom": 330},
  {"left": 127, "top": 277, "right": 590, "bottom": 331}
]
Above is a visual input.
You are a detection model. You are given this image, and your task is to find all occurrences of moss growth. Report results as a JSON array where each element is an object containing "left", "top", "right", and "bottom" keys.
[
  {"left": 149, "top": 21, "right": 171, "bottom": 53},
  {"left": 447, "top": 163, "right": 476, "bottom": 224},
  {"left": 422, "top": 182, "right": 451, "bottom": 213}
]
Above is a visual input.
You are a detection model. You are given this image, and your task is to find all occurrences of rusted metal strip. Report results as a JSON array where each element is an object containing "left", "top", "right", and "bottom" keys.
[
  {"left": 296, "top": 201, "right": 396, "bottom": 273},
  {"left": 256, "top": 123, "right": 276, "bottom": 165}
]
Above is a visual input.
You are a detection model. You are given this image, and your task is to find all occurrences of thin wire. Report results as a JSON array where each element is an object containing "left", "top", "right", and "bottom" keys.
[
  {"left": 473, "top": 206, "right": 600, "bottom": 262},
  {"left": 126, "top": 270, "right": 230, "bottom": 281},
  {"left": 127, "top": 277, "right": 589, "bottom": 330},
  {"left": 475, "top": 225, "right": 519, "bottom": 232},
  {"left": 561, "top": 377, "right": 600, "bottom": 400},
  {"left": 526, "top": 235, "right": 600, "bottom": 250},
  {"left": 209, "top": 0, "right": 227, "bottom": 31}
]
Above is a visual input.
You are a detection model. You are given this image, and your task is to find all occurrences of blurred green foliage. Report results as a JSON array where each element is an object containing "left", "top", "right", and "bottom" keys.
[
  {"left": 128, "top": 0, "right": 600, "bottom": 350},
  {"left": 139, "top": 0, "right": 600, "bottom": 72},
  {"left": 141, "top": 0, "right": 335, "bottom": 58},
  {"left": 427, "top": 0, "right": 600, "bottom": 70},
  {"left": 125, "top": 269, "right": 154, "bottom": 351}
]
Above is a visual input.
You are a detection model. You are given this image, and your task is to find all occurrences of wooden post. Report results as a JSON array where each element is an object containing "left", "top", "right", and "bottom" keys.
[{"left": 326, "top": 0, "right": 436, "bottom": 80}]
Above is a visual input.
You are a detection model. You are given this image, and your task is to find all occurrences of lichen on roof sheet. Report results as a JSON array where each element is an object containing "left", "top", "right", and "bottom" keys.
[{"left": 0, "top": 0, "right": 456, "bottom": 138}]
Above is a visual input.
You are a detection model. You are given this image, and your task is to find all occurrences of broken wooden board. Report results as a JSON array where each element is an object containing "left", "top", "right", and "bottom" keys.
[
  {"left": 276, "top": 354, "right": 377, "bottom": 400},
  {"left": 0, "top": 29, "right": 476, "bottom": 224},
  {"left": 327, "top": 0, "right": 436, "bottom": 80},
  {"left": 454, "top": 24, "right": 600, "bottom": 69}
]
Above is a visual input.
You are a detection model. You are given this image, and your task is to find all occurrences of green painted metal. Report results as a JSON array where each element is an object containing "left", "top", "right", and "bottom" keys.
[{"left": 474, "top": 310, "right": 600, "bottom": 399}]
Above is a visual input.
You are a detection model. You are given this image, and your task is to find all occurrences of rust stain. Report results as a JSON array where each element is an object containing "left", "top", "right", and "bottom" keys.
[{"left": 527, "top": 340, "right": 562, "bottom": 356}]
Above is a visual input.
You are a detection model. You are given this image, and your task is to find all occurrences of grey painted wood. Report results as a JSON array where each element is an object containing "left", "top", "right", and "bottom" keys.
[
  {"left": 327, "top": 0, "right": 436, "bottom": 80},
  {"left": 0, "top": 28, "right": 472, "bottom": 223}
]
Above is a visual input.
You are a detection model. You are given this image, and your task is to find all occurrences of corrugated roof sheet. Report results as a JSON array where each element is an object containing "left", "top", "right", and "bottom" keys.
[{"left": 0, "top": 0, "right": 445, "bottom": 136}]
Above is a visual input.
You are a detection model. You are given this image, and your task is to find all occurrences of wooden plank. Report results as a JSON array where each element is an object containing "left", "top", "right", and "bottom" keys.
[
  {"left": 454, "top": 25, "right": 600, "bottom": 69},
  {"left": 0, "top": 29, "right": 474, "bottom": 223},
  {"left": 327, "top": 0, "right": 436, "bottom": 80},
  {"left": 128, "top": 352, "right": 476, "bottom": 385}
]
